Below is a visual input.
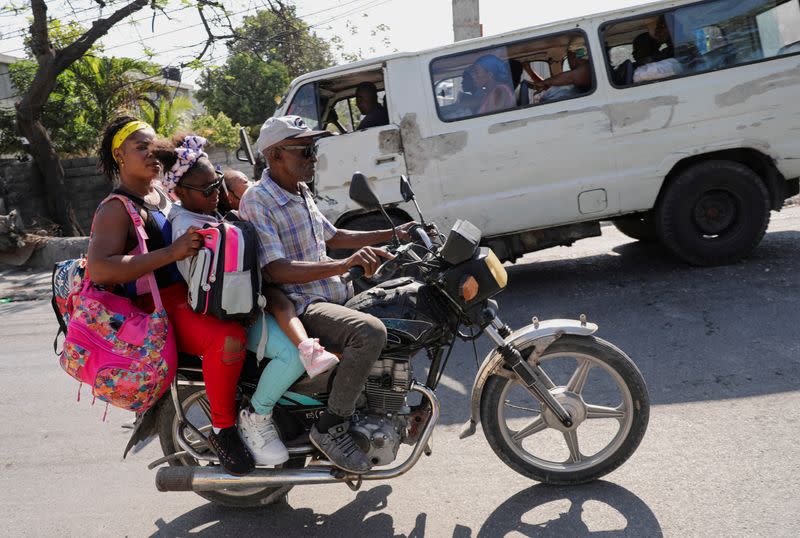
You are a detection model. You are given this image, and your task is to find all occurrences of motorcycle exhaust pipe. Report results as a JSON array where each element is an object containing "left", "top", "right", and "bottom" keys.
[
  {"left": 156, "top": 465, "right": 348, "bottom": 492},
  {"left": 156, "top": 383, "right": 440, "bottom": 492}
]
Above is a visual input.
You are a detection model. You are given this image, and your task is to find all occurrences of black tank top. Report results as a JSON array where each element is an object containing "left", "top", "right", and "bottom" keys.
[{"left": 111, "top": 188, "right": 182, "bottom": 295}]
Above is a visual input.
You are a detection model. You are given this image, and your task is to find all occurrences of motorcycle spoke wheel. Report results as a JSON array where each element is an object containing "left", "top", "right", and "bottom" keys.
[
  {"left": 481, "top": 335, "right": 649, "bottom": 485},
  {"left": 157, "top": 385, "right": 307, "bottom": 507}
]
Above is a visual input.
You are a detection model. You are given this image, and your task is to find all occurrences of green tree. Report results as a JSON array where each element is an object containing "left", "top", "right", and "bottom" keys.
[
  {"left": 228, "top": 0, "right": 334, "bottom": 80},
  {"left": 191, "top": 111, "right": 241, "bottom": 150},
  {"left": 8, "top": 60, "right": 97, "bottom": 156},
  {"left": 8, "top": 0, "right": 236, "bottom": 236},
  {"left": 196, "top": 53, "right": 289, "bottom": 127}
]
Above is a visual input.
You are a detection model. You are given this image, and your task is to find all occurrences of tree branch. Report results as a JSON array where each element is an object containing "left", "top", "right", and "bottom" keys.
[
  {"left": 28, "top": 0, "right": 53, "bottom": 63},
  {"left": 56, "top": 0, "right": 149, "bottom": 71}
]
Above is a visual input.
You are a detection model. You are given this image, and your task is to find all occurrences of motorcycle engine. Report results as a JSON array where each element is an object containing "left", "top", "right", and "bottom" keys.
[{"left": 350, "top": 358, "right": 412, "bottom": 466}]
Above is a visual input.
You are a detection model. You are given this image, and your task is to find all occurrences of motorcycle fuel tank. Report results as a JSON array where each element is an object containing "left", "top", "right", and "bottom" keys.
[{"left": 345, "top": 278, "right": 450, "bottom": 356}]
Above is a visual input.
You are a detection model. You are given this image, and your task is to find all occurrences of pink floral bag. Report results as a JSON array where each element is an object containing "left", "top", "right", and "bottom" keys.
[{"left": 60, "top": 194, "right": 177, "bottom": 413}]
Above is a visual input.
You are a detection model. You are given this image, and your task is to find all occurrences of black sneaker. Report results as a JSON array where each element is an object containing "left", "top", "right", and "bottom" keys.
[
  {"left": 207, "top": 426, "right": 255, "bottom": 476},
  {"left": 309, "top": 422, "right": 371, "bottom": 474}
]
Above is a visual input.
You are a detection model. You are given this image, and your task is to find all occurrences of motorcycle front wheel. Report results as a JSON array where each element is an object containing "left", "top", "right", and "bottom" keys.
[
  {"left": 156, "top": 385, "right": 306, "bottom": 508},
  {"left": 480, "top": 335, "right": 649, "bottom": 485}
]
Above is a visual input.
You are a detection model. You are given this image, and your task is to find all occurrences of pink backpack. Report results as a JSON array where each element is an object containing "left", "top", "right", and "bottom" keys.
[
  {"left": 59, "top": 194, "right": 177, "bottom": 413},
  {"left": 186, "top": 219, "right": 264, "bottom": 321}
]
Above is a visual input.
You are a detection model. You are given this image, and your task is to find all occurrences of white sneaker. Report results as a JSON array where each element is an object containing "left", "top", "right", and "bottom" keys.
[{"left": 237, "top": 408, "right": 289, "bottom": 466}]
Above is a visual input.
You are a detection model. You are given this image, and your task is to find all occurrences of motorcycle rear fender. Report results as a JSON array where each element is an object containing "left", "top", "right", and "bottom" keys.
[
  {"left": 123, "top": 402, "right": 161, "bottom": 458},
  {"left": 459, "top": 318, "right": 598, "bottom": 440}
]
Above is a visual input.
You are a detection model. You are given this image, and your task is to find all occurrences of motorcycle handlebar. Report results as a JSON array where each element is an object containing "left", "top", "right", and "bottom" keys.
[
  {"left": 341, "top": 265, "right": 365, "bottom": 284},
  {"left": 414, "top": 225, "right": 434, "bottom": 250}
]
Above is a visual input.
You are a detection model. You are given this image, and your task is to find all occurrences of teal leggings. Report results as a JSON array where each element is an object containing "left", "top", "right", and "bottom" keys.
[{"left": 246, "top": 313, "right": 306, "bottom": 415}]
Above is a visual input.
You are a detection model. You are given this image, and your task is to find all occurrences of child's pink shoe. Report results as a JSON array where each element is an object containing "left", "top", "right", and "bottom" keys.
[{"left": 298, "top": 338, "right": 339, "bottom": 378}]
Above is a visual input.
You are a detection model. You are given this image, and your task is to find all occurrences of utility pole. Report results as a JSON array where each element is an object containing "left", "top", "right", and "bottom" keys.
[{"left": 452, "top": 0, "right": 481, "bottom": 42}]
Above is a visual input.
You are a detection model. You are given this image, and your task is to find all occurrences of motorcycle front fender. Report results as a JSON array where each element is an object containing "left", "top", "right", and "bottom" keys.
[{"left": 459, "top": 318, "right": 598, "bottom": 439}]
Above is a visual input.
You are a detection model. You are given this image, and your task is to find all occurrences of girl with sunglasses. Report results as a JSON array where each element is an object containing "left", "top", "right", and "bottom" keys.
[
  {"left": 154, "top": 134, "right": 338, "bottom": 467},
  {"left": 88, "top": 119, "right": 254, "bottom": 476}
]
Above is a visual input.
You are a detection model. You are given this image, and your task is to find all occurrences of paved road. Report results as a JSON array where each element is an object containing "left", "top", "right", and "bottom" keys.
[{"left": 2, "top": 207, "right": 799, "bottom": 537}]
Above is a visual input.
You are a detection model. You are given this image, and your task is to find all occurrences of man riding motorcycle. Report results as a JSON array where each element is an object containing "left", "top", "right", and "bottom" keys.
[{"left": 238, "top": 115, "right": 420, "bottom": 473}]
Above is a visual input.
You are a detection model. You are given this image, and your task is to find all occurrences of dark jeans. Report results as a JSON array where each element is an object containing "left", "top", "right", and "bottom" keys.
[{"left": 300, "top": 302, "right": 387, "bottom": 417}]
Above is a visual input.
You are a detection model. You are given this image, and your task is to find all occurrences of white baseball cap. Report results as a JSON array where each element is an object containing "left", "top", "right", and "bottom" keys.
[{"left": 255, "top": 115, "right": 329, "bottom": 153}]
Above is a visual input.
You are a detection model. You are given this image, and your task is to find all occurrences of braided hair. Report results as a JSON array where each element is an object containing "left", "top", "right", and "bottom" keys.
[{"left": 97, "top": 115, "right": 139, "bottom": 183}]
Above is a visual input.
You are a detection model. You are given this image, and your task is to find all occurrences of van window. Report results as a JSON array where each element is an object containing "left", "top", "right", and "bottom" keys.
[
  {"left": 430, "top": 30, "right": 594, "bottom": 122},
  {"left": 602, "top": 0, "right": 800, "bottom": 87},
  {"left": 287, "top": 83, "right": 319, "bottom": 128}
]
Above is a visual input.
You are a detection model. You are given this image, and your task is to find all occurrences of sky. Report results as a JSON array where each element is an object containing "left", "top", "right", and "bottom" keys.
[{"left": 0, "top": 0, "right": 651, "bottom": 85}]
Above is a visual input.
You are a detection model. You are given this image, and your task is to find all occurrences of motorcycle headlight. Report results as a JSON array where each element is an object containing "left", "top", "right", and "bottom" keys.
[
  {"left": 441, "top": 247, "right": 507, "bottom": 309},
  {"left": 484, "top": 249, "right": 507, "bottom": 289}
]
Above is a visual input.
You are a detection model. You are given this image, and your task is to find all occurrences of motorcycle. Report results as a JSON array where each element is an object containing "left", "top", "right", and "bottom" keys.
[{"left": 128, "top": 173, "right": 650, "bottom": 508}]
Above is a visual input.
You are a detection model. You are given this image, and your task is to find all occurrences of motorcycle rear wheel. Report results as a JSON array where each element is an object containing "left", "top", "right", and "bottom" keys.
[
  {"left": 156, "top": 385, "right": 306, "bottom": 508},
  {"left": 480, "top": 335, "right": 649, "bottom": 485}
]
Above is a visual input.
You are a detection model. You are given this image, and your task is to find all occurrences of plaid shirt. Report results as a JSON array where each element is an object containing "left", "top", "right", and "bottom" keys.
[{"left": 239, "top": 170, "right": 351, "bottom": 315}]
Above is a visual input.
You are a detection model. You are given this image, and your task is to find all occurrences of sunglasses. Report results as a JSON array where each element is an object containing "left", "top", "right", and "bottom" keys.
[
  {"left": 278, "top": 144, "right": 318, "bottom": 159},
  {"left": 180, "top": 174, "right": 223, "bottom": 197}
]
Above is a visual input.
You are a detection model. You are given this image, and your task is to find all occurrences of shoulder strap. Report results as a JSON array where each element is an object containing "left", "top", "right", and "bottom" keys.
[
  {"left": 101, "top": 193, "right": 164, "bottom": 311},
  {"left": 51, "top": 263, "right": 68, "bottom": 354}
]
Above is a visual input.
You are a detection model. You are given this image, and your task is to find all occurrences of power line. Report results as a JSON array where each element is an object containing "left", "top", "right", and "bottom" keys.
[{"left": 1, "top": 0, "right": 390, "bottom": 57}]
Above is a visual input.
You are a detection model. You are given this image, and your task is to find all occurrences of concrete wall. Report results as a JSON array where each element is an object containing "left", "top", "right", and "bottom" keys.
[{"left": 0, "top": 150, "right": 256, "bottom": 234}]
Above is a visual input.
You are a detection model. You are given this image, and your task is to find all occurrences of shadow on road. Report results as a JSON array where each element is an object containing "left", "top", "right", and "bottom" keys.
[
  {"left": 149, "top": 480, "right": 659, "bottom": 538},
  {"left": 474, "top": 480, "right": 662, "bottom": 537},
  {"left": 150, "top": 485, "right": 426, "bottom": 537},
  {"left": 430, "top": 229, "right": 800, "bottom": 425}
]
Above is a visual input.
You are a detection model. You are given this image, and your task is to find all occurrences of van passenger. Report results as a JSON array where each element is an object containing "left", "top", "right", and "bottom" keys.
[
  {"left": 532, "top": 37, "right": 592, "bottom": 103},
  {"left": 355, "top": 82, "right": 389, "bottom": 130},
  {"left": 632, "top": 32, "right": 683, "bottom": 83},
  {"left": 472, "top": 54, "right": 516, "bottom": 113}
]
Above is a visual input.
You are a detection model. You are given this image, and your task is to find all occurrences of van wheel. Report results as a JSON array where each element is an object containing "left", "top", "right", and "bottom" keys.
[
  {"left": 612, "top": 213, "right": 658, "bottom": 242},
  {"left": 655, "top": 160, "right": 770, "bottom": 266}
]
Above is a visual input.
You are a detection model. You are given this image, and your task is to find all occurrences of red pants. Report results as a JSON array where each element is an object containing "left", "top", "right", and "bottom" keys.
[{"left": 136, "top": 282, "right": 246, "bottom": 429}]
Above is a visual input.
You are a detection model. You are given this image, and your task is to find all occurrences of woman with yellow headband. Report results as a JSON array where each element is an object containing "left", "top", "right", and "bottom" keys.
[{"left": 87, "top": 116, "right": 254, "bottom": 476}]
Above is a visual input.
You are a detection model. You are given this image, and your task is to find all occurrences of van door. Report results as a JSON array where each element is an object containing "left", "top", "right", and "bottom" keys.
[
  {"left": 303, "top": 67, "right": 408, "bottom": 224},
  {"left": 314, "top": 123, "right": 407, "bottom": 221}
]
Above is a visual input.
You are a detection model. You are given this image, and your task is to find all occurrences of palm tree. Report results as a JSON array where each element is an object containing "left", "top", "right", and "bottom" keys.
[
  {"left": 68, "top": 55, "right": 167, "bottom": 133},
  {"left": 138, "top": 94, "right": 195, "bottom": 137}
]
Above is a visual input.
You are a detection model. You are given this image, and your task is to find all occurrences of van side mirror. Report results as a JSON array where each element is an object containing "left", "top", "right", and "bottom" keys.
[
  {"left": 400, "top": 175, "right": 415, "bottom": 203},
  {"left": 237, "top": 127, "right": 255, "bottom": 165},
  {"left": 349, "top": 172, "right": 381, "bottom": 210}
]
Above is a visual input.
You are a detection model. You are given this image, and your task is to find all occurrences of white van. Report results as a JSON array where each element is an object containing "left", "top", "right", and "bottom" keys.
[{"left": 272, "top": 0, "right": 800, "bottom": 266}]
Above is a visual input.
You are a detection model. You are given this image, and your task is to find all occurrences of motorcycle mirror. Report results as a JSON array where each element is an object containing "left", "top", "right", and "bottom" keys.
[
  {"left": 237, "top": 127, "right": 255, "bottom": 165},
  {"left": 400, "top": 175, "right": 415, "bottom": 203},
  {"left": 350, "top": 172, "right": 401, "bottom": 246},
  {"left": 399, "top": 175, "right": 429, "bottom": 228},
  {"left": 349, "top": 172, "right": 381, "bottom": 210}
]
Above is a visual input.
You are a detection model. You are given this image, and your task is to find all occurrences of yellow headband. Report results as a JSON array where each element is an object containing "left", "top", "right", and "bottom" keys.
[{"left": 111, "top": 121, "right": 151, "bottom": 161}]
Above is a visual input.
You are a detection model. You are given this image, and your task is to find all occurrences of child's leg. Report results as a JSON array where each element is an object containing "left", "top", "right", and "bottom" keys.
[
  {"left": 246, "top": 313, "right": 306, "bottom": 415},
  {"left": 264, "top": 287, "right": 307, "bottom": 347}
]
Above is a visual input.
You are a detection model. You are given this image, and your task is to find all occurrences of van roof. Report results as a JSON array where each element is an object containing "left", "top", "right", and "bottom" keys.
[{"left": 288, "top": 0, "right": 676, "bottom": 86}]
